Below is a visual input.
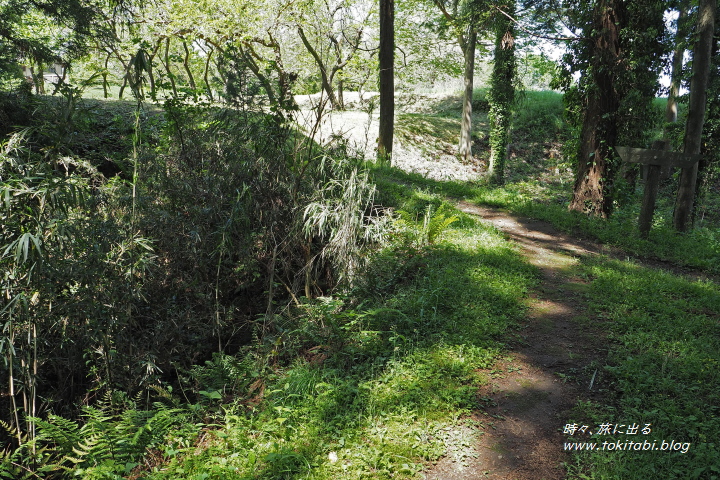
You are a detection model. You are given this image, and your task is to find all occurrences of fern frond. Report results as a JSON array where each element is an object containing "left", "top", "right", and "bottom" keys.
[
  {"left": 0, "top": 419, "right": 23, "bottom": 446},
  {"left": 31, "top": 414, "right": 80, "bottom": 450},
  {"left": 68, "top": 432, "right": 106, "bottom": 465},
  {"left": 149, "top": 384, "right": 180, "bottom": 407},
  {"left": 424, "top": 204, "right": 458, "bottom": 245}
]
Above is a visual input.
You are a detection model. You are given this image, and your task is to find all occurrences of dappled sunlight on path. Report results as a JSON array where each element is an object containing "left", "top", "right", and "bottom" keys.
[{"left": 424, "top": 203, "right": 612, "bottom": 480}]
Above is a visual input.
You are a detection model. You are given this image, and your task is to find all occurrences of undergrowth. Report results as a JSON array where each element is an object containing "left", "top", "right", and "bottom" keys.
[
  {"left": 1, "top": 84, "right": 540, "bottom": 479},
  {"left": 119, "top": 195, "right": 536, "bottom": 479},
  {"left": 1, "top": 193, "right": 536, "bottom": 479},
  {"left": 565, "top": 257, "right": 720, "bottom": 479},
  {"left": 3, "top": 83, "right": 718, "bottom": 479}
]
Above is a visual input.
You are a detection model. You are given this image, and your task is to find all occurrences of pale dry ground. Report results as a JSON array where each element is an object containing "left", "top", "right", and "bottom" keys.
[{"left": 293, "top": 92, "right": 483, "bottom": 182}]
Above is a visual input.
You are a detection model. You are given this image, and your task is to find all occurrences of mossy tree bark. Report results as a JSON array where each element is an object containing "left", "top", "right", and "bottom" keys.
[
  {"left": 568, "top": 1, "right": 625, "bottom": 217},
  {"left": 565, "top": 0, "right": 665, "bottom": 218},
  {"left": 487, "top": 1, "right": 516, "bottom": 185}
]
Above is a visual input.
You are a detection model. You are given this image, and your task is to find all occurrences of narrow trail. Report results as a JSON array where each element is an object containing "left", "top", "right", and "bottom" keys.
[{"left": 424, "top": 203, "right": 614, "bottom": 480}]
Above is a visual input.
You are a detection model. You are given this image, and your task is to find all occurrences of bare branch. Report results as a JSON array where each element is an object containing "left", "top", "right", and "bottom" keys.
[{"left": 494, "top": 5, "right": 583, "bottom": 42}]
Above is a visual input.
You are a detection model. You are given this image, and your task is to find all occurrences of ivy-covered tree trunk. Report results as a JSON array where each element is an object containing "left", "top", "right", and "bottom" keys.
[
  {"left": 458, "top": 27, "right": 476, "bottom": 163},
  {"left": 568, "top": 0, "right": 624, "bottom": 217},
  {"left": 673, "top": 0, "right": 716, "bottom": 231},
  {"left": 694, "top": 11, "right": 720, "bottom": 219},
  {"left": 567, "top": 0, "right": 666, "bottom": 217},
  {"left": 487, "top": 2, "right": 516, "bottom": 185}
]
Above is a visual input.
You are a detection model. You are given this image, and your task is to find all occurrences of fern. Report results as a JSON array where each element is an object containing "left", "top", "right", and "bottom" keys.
[
  {"left": 393, "top": 204, "right": 459, "bottom": 247},
  {"left": 30, "top": 415, "right": 80, "bottom": 456},
  {"left": 0, "top": 397, "right": 195, "bottom": 478},
  {"left": 0, "top": 419, "right": 55, "bottom": 479},
  {"left": 423, "top": 204, "right": 459, "bottom": 245}
]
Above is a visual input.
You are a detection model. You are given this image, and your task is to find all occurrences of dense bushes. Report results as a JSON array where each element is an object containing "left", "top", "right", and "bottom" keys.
[{"left": 0, "top": 93, "right": 379, "bottom": 468}]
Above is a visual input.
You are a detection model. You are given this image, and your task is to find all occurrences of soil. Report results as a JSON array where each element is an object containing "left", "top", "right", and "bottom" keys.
[{"left": 422, "top": 203, "right": 614, "bottom": 480}]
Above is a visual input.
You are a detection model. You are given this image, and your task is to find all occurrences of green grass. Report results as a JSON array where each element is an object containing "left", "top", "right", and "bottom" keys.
[
  {"left": 6, "top": 86, "right": 717, "bottom": 479},
  {"left": 394, "top": 113, "right": 465, "bottom": 158},
  {"left": 368, "top": 87, "right": 720, "bottom": 276},
  {"left": 565, "top": 257, "right": 720, "bottom": 479},
  {"left": 147, "top": 88, "right": 718, "bottom": 479},
  {"left": 369, "top": 161, "right": 719, "bottom": 275}
]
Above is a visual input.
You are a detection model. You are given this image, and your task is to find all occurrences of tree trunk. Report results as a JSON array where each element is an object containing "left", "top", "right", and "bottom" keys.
[
  {"left": 665, "top": 5, "right": 687, "bottom": 126},
  {"left": 163, "top": 37, "right": 179, "bottom": 98},
  {"left": 569, "top": 0, "right": 624, "bottom": 218},
  {"left": 181, "top": 39, "right": 197, "bottom": 91},
  {"left": 31, "top": 65, "right": 45, "bottom": 95},
  {"left": 673, "top": 0, "right": 716, "bottom": 232},
  {"left": 378, "top": 0, "right": 394, "bottom": 163},
  {"left": 204, "top": 45, "right": 215, "bottom": 102},
  {"left": 458, "top": 28, "right": 476, "bottom": 164},
  {"left": 298, "top": 26, "right": 340, "bottom": 109},
  {"left": 239, "top": 44, "right": 278, "bottom": 107},
  {"left": 488, "top": 3, "right": 516, "bottom": 185},
  {"left": 147, "top": 42, "right": 161, "bottom": 101},
  {"left": 337, "top": 77, "right": 344, "bottom": 110},
  {"left": 102, "top": 54, "right": 110, "bottom": 98}
]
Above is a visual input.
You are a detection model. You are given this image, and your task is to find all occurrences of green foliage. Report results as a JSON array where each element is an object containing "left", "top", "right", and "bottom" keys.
[
  {"left": 393, "top": 203, "right": 460, "bottom": 247},
  {"left": 303, "top": 162, "right": 381, "bottom": 282},
  {"left": 0, "top": 120, "right": 155, "bottom": 432},
  {"left": 76, "top": 176, "right": 533, "bottom": 480},
  {"left": 566, "top": 257, "right": 720, "bottom": 479},
  {"left": 555, "top": 0, "right": 668, "bottom": 215},
  {"left": 1, "top": 85, "right": 382, "bottom": 477},
  {"left": 1, "top": 393, "right": 196, "bottom": 479},
  {"left": 0, "top": 86, "right": 33, "bottom": 136},
  {"left": 0, "top": 0, "right": 100, "bottom": 97}
]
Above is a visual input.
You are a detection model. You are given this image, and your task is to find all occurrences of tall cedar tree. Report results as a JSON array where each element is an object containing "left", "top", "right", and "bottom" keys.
[
  {"left": 378, "top": 0, "right": 394, "bottom": 163},
  {"left": 673, "top": 0, "right": 716, "bottom": 231},
  {"left": 566, "top": 0, "right": 666, "bottom": 217}
]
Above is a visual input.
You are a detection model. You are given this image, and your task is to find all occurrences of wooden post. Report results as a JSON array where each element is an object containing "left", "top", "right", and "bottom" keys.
[
  {"left": 639, "top": 164, "right": 661, "bottom": 238},
  {"left": 637, "top": 141, "right": 667, "bottom": 238},
  {"left": 615, "top": 145, "right": 701, "bottom": 238}
]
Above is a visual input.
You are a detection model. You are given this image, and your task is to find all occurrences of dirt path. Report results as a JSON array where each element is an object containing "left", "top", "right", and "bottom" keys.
[{"left": 424, "top": 203, "right": 614, "bottom": 480}]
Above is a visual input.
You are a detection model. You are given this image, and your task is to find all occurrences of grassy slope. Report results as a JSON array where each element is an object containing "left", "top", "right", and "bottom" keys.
[
  {"left": 384, "top": 90, "right": 720, "bottom": 276},
  {"left": 376, "top": 90, "right": 720, "bottom": 480},
  {"left": 153, "top": 89, "right": 718, "bottom": 480},
  {"left": 8, "top": 90, "right": 717, "bottom": 480},
  {"left": 139, "top": 190, "right": 538, "bottom": 479},
  {"left": 565, "top": 257, "right": 720, "bottom": 479}
]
